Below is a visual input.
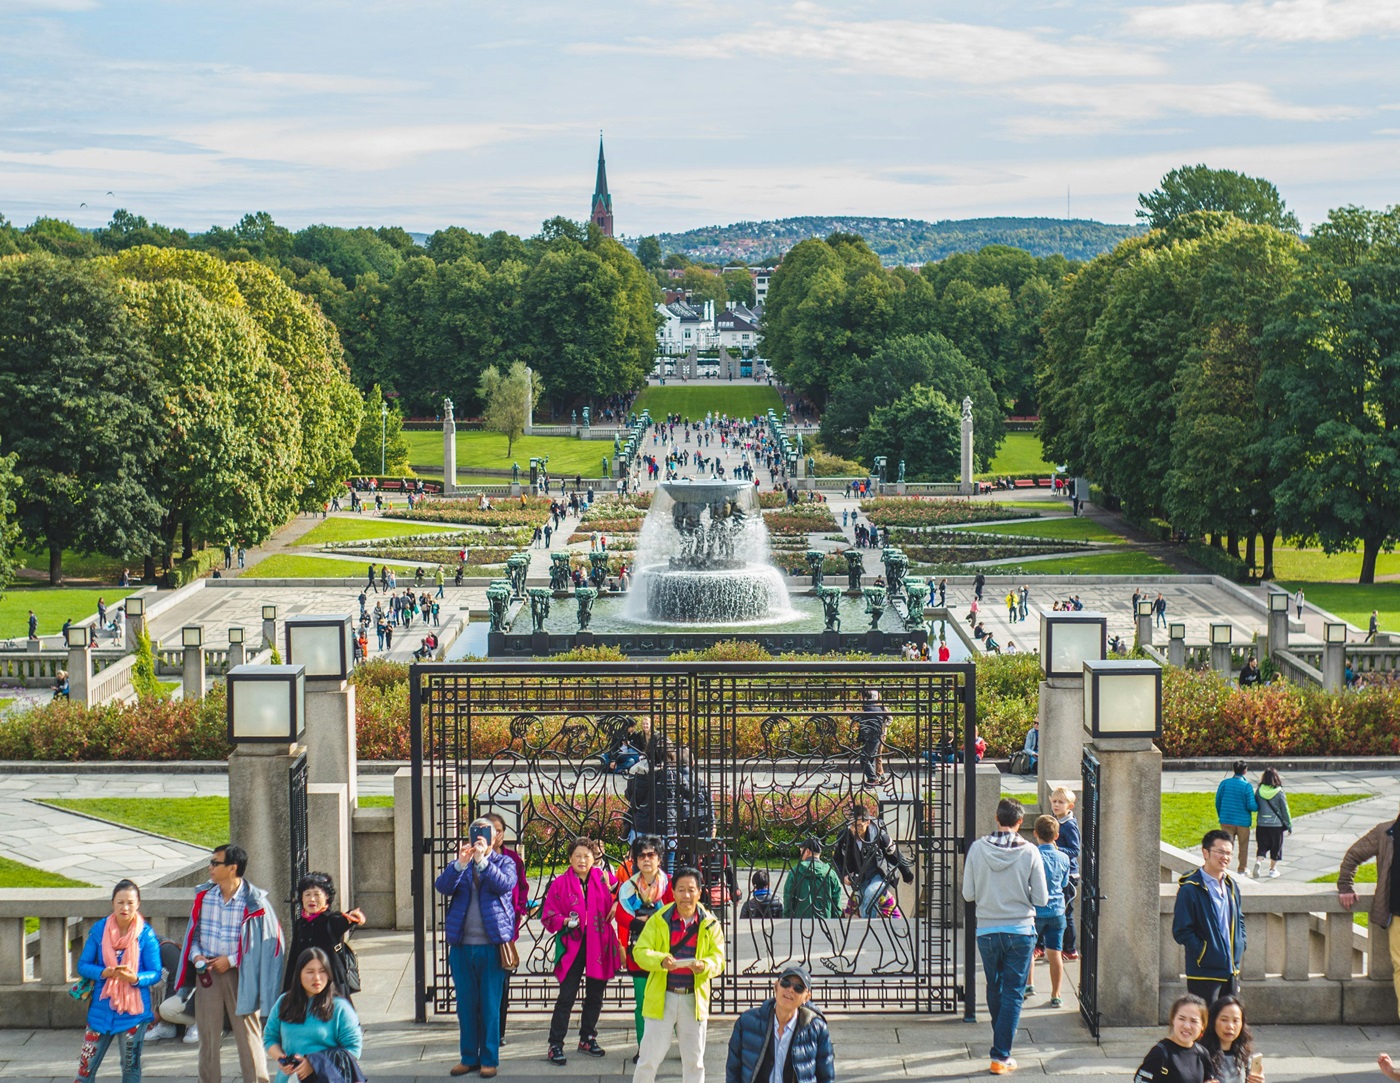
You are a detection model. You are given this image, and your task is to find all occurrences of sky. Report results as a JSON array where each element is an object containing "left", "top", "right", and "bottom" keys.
[{"left": 1, "top": 0, "right": 1396, "bottom": 238}]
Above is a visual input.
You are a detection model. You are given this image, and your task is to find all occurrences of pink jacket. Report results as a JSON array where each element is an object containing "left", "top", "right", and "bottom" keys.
[{"left": 542, "top": 866, "right": 621, "bottom": 983}]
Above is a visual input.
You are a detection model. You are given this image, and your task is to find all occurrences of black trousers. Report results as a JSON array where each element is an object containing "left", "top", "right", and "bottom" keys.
[
  {"left": 548, "top": 949, "right": 607, "bottom": 1047},
  {"left": 1186, "top": 975, "right": 1238, "bottom": 1006}
]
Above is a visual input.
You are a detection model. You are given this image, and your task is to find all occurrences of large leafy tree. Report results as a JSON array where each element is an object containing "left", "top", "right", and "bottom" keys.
[
  {"left": 1266, "top": 205, "right": 1400, "bottom": 583},
  {"left": 0, "top": 254, "right": 165, "bottom": 583},
  {"left": 1138, "top": 165, "right": 1300, "bottom": 232},
  {"left": 823, "top": 333, "right": 1002, "bottom": 470},
  {"left": 0, "top": 436, "right": 20, "bottom": 593},
  {"left": 855, "top": 385, "right": 961, "bottom": 482},
  {"left": 352, "top": 385, "right": 411, "bottom": 476},
  {"left": 478, "top": 361, "right": 540, "bottom": 459}
]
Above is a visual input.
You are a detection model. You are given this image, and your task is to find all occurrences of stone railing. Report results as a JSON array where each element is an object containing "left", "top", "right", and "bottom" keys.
[
  {"left": 1289, "top": 645, "right": 1400, "bottom": 675},
  {"left": 153, "top": 647, "right": 232, "bottom": 676},
  {"left": 0, "top": 888, "right": 193, "bottom": 1027},
  {"left": 1157, "top": 881, "right": 1393, "bottom": 1023},
  {"left": 87, "top": 654, "right": 138, "bottom": 706}
]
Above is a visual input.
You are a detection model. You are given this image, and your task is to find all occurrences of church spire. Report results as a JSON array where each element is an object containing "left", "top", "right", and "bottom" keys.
[{"left": 590, "top": 131, "right": 614, "bottom": 237}]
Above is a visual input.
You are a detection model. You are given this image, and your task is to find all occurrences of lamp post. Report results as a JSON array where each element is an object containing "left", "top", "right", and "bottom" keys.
[
  {"left": 125, "top": 594, "right": 146, "bottom": 647},
  {"left": 1036, "top": 611, "right": 1107, "bottom": 807},
  {"left": 65, "top": 624, "right": 92, "bottom": 705},
  {"left": 228, "top": 626, "right": 247, "bottom": 668},
  {"left": 227, "top": 663, "right": 307, "bottom": 912},
  {"left": 1082, "top": 657, "right": 1163, "bottom": 1025},
  {"left": 1266, "top": 590, "right": 1290, "bottom": 659},
  {"left": 181, "top": 625, "right": 205, "bottom": 701},
  {"left": 261, "top": 604, "right": 277, "bottom": 651},
  {"left": 1209, "top": 623, "right": 1233, "bottom": 678},
  {"left": 1135, "top": 599, "right": 1155, "bottom": 649},
  {"left": 1168, "top": 622, "right": 1187, "bottom": 667},
  {"left": 1323, "top": 621, "right": 1348, "bottom": 691},
  {"left": 381, "top": 400, "right": 388, "bottom": 477}
]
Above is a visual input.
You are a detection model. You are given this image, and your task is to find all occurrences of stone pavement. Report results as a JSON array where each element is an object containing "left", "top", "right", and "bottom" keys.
[{"left": 0, "top": 930, "right": 1395, "bottom": 1080}]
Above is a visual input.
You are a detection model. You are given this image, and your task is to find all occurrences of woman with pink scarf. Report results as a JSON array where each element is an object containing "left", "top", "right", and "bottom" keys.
[{"left": 75, "top": 879, "right": 163, "bottom": 1081}]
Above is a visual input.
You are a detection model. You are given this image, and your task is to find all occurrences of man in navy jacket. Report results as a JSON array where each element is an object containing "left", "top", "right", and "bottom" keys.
[
  {"left": 1173, "top": 829, "right": 1246, "bottom": 1005},
  {"left": 726, "top": 965, "right": 834, "bottom": 1083}
]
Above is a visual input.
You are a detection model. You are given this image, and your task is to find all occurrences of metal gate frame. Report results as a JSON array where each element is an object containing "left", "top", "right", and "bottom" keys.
[
  {"left": 410, "top": 661, "right": 977, "bottom": 1023},
  {"left": 1078, "top": 746, "right": 1102, "bottom": 1040},
  {"left": 288, "top": 751, "right": 309, "bottom": 910}
]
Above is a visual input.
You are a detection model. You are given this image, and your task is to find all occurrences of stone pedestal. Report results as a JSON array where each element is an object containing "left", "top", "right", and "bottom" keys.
[
  {"left": 1210, "top": 644, "right": 1233, "bottom": 678},
  {"left": 229, "top": 743, "right": 305, "bottom": 925},
  {"left": 304, "top": 679, "right": 358, "bottom": 902},
  {"left": 960, "top": 412, "right": 974, "bottom": 496},
  {"left": 1267, "top": 610, "right": 1289, "bottom": 659},
  {"left": 229, "top": 642, "right": 247, "bottom": 668},
  {"left": 308, "top": 783, "right": 351, "bottom": 900},
  {"left": 67, "top": 645, "right": 92, "bottom": 706},
  {"left": 262, "top": 617, "right": 276, "bottom": 651},
  {"left": 1037, "top": 678, "right": 1085, "bottom": 809},
  {"left": 1168, "top": 638, "right": 1186, "bottom": 667},
  {"left": 395, "top": 767, "right": 439, "bottom": 931},
  {"left": 182, "top": 646, "right": 206, "bottom": 701},
  {"left": 443, "top": 413, "right": 457, "bottom": 495},
  {"left": 1137, "top": 614, "right": 1154, "bottom": 649},
  {"left": 126, "top": 613, "right": 145, "bottom": 648},
  {"left": 1323, "top": 642, "right": 1345, "bottom": 692},
  {"left": 1088, "top": 738, "right": 1162, "bottom": 1026}
]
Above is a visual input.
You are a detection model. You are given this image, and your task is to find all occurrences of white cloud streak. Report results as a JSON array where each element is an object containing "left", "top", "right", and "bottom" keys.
[{"left": 1125, "top": 0, "right": 1400, "bottom": 43}]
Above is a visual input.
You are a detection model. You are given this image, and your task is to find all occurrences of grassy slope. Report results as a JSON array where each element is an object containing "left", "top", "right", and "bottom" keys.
[
  {"left": 960, "top": 518, "right": 1126, "bottom": 544},
  {"left": 983, "top": 432, "right": 1056, "bottom": 477},
  {"left": 404, "top": 431, "right": 611, "bottom": 475},
  {"left": 0, "top": 587, "right": 134, "bottom": 640},
  {"left": 298, "top": 517, "right": 458, "bottom": 546},
  {"left": 1160, "top": 792, "right": 1364, "bottom": 850},
  {"left": 249, "top": 554, "right": 425, "bottom": 579},
  {"left": 1276, "top": 582, "right": 1400, "bottom": 635},
  {"left": 986, "top": 551, "right": 1176, "bottom": 576},
  {"left": 1271, "top": 547, "right": 1400, "bottom": 582},
  {"left": 0, "top": 853, "right": 92, "bottom": 888},
  {"left": 633, "top": 385, "right": 783, "bottom": 420}
]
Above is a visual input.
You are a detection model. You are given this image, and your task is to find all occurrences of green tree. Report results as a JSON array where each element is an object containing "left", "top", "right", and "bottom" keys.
[
  {"left": 352, "top": 385, "right": 411, "bottom": 476},
  {"left": 680, "top": 266, "right": 728, "bottom": 310},
  {"left": 94, "top": 209, "right": 189, "bottom": 252},
  {"left": 425, "top": 226, "right": 484, "bottom": 264},
  {"left": 823, "top": 333, "right": 1003, "bottom": 470},
  {"left": 478, "top": 361, "right": 539, "bottom": 459},
  {"left": 1266, "top": 205, "right": 1400, "bottom": 582},
  {"left": 0, "top": 436, "right": 19, "bottom": 593},
  {"left": 0, "top": 254, "right": 165, "bottom": 583},
  {"left": 23, "top": 217, "right": 99, "bottom": 259},
  {"left": 293, "top": 224, "right": 405, "bottom": 285},
  {"left": 855, "top": 385, "right": 961, "bottom": 481},
  {"left": 722, "top": 267, "right": 756, "bottom": 307},
  {"left": 636, "top": 236, "right": 663, "bottom": 270},
  {"left": 1138, "top": 165, "right": 1300, "bottom": 232}
]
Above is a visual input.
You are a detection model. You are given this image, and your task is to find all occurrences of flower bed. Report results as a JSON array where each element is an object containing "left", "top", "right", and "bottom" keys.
[
  {"left": 401, "top": 497, "right": 553, "bottom": 528},
  {"left": 763, "top": 505, "right": 839, "bottom": 534},
  {"left": 863, "top": 499, "right": 1033, "bottom": 528},
  {"left": 324, "top": 528, "right": 533, "bottom": 550},
  {"left": 347, "top": 546, "right": 518, "bottom": 565}
]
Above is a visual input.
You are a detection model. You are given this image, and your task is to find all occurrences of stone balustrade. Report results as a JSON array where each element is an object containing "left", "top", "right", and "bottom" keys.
[
  {"left": 1290, "top": 645, "right": 1400, "bottom": 674},
  {"left": 1157, "top": 881, "right": 1394, "bottom": 1023},
  {"left": 86, "top": 654, "right": 138, "bottom": 706}
]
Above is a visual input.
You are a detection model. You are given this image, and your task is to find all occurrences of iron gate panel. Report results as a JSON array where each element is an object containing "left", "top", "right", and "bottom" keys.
[
  {"left": 411, "top": 662, "right": 975, "bottom": 1021},
  {"left": 1079, "top": 747, "right": 1102, "bottom": 1040},
  {"left": 288, "top": 752, "right": 309, "bottom": 909}
]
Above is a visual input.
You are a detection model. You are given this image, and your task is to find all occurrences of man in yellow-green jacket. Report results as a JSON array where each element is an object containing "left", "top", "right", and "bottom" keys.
[{"left": 632, "top": 865, "right": 726, "bottom": 1083}]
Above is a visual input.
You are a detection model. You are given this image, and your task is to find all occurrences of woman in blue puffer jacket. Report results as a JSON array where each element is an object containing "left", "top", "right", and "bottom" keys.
[
  {"left": 75, "top": 879, "right": 164, "bottom": 1082},
  {"left": 725, "top": 965, "right": 835, "bottom": 1083}
]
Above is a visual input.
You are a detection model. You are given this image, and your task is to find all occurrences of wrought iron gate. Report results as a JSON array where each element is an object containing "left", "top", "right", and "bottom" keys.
[
  {"left": 1078, "top": 747, "right": 1102, "bottom": 1039},
  {"left": 288, "top": 751, "right": 309, "bottom": 907},
  {"left": 410, "top": 661, "right": 976, "bottom": 1021}
]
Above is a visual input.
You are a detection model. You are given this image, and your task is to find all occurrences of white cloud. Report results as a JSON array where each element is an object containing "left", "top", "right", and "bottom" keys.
[
  {"left": 572, "top": 11, "right": 1162, "bottom": 84},
  {"left": 0, "top": 0, "right": 97, "bottom": 10},
  {"left": 1124, "top": 0, "right": 1400, "bottom": 43}
]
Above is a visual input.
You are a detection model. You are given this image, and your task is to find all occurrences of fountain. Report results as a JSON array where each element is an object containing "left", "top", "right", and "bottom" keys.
[{"left": 627, "top": 480, "right": 794, "bottom": 625}]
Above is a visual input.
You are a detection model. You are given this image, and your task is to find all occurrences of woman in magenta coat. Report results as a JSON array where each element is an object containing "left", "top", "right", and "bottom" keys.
[{"left": 541, "top": 837, "right": 620, "bottom": 1066}]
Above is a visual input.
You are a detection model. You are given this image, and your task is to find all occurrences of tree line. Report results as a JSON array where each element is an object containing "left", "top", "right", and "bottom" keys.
[{"left": 1039, "top": 168, "right": 1400, "bottom": 583}]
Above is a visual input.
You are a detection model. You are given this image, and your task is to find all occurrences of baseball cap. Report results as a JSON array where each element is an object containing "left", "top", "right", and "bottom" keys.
[{"left": 779, "top": 964, "right": 812, "bottom": 988}]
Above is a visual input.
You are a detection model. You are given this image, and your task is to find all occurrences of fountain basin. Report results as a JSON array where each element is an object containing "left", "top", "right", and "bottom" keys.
[{"left": 644, "top": 566, "right": 788, "bottom": 624}]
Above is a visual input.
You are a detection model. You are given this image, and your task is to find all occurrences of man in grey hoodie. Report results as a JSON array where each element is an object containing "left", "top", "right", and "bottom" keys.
[{"left": 962, "top": 799, "right": 1048, "bottom": 1075}]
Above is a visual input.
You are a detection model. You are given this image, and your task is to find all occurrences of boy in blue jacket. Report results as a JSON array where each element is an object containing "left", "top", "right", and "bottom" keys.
[
  {"left": 1028, "top": 816, "right": 1070, "bottom": 1008},
  {"left": 1173, "top": 829, "right": 1245, "bottom": 1005},
  {"left": 1215, "top": 761, "right": 1257, "bottom": 875}
]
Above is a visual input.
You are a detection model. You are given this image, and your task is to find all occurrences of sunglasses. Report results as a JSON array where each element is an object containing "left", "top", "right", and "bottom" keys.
[
  {"left": 208, "top": 859, "right": 230, "bottom": 867},
  {"left": 779, "top": 976, "right": 807, "bottom": 993}
]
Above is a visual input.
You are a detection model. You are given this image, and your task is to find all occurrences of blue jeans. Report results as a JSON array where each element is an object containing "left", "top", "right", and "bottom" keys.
[
  {"left": 449, "top": 943, "right": 506, "bottom": 1068},
  {"left": 857, "top": 873, "right": 887, "bottom": 917},
  {"left": 977, "top": 932, "right": 1035, "bottom": 1062},
  {"left": 77, "top": 1021, "right": 147, "bottom": 1082}
]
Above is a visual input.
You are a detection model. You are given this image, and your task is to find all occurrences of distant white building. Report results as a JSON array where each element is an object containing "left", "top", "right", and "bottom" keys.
[
  {"left": 714, "top": 303, "right": 760, "bottom": 352},
  {"left": 753, "top": 268, "right": 775, "bottom": 306},
  {"left": 655, "top": 299, "right": 716, "bottom": 354}
]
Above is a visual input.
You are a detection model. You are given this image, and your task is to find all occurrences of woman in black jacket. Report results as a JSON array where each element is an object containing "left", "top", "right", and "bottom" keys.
[{"left": 283, "top": 872, "right": 365, "bottom": 1000}]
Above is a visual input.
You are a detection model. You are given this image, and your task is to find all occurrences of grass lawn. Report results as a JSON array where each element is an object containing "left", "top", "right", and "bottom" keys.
[
  {"left": 983, "top": 433, "right": 1056, "bottom": 478},
  {"left": 0, "top": 587, "right": 134, "bottom": 640},
  {"left": 42, "top": 796, "right": 393, "bottom": 849},
  {"left": 404, "top": 431, "right": 611, "bottom": 476},
  {"left": 990, "top": 499, "right": 1066, "bottom": 512},
  {"left": 633, "top": 385, "right": 783, "bottom": 420},
  {"left": 15, "top": 547, "right": 133, "bottom": 583},
  {"left": 0, "top": 697, "right": 13, "bottom": 712},
  {"left": 0, "top": 853, "right": 92, "bottom": 889},
  {"left": 250, "top": 554, "right": 422, "bottom": 578},
  {"left": 986, "top": 551, "right": 1176, "bottom": 576},
  {"left": 298, "top": 517, "right": 458, "bottom": 546},
  {"left": 1161, "top": 792, "right": 1365, "bottom": 850},
  {"left": 961, "top": 518, "right": 1127, "bottom": 544},
  {"left": 1271, "top": 547, "right": 1400, "bottom": 582},
  {"left": 1275, "top": 581, "right": 1400, "bottom": 635}
]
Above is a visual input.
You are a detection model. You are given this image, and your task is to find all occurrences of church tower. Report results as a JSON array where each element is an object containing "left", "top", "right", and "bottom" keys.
[{"left": 590, "top": 133, "right": 614, "bottom": 237}]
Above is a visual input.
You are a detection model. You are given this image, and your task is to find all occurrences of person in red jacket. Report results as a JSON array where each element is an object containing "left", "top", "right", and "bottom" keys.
[{"left": 615, "top": 836, "right": 673, "bottom": 1062}]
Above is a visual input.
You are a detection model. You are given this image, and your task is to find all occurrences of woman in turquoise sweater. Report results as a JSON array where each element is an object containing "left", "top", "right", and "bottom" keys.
[{"left": 264, "top": 948, "right": 364, "bottom": 1082}]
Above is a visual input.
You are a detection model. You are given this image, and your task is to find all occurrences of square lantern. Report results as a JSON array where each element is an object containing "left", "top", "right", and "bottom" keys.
[
  {"left": 284, "top": 614, "right": 353, "bottom": 680},
  {"left": 226, "top": 664, "right": 305, "bottom": 743},
  {"left": 1210, "top": 623, "right": 1233, "bottom": 646},
  {"left": 1040, "top": 612, "right": 1107, "bottom": 678},
  {"left": 1083, "top": 658, "right": 1163, "bottom": 739},
  {"left": 1169, "top": 622, "right": 1186, "bottom": 640},
  {"left": 1325, "top": 622, "right": 1348, "bottom": 644},
  {"left": 262, "top": 604, "right": 278, "bottom": 622},
  {"left": 1267, "top": 592, "right": 1290, "bottom": 614},
  {"left": 181, "top": 626, "right": 203, "bottom": 649},
  {"left": 65, "top": 625, "right": 89, "bottom": 649},
  {"left": 228, "top": 626, "right": 245, "bottom": 645},
  {"left": 1136, "top": 600, "right": 1154, "bottom": 618},
  {"left": 125, "top": 595, "right": 145, "bottom": 617}
]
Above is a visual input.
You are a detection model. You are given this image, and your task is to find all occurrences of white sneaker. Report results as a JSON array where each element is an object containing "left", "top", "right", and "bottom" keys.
[
  {"left": 1268, "top": 868, "right": 1280, "bottom": 878},
  {"left": 1251, "top": 860, "right": 1260, "bottom": 878},
  {"left": 146, "top": 1022, "right": 177, "bottom": 1041},
  {"left": 182, "top": 1024, "right": 200, "bottom": 1045}
]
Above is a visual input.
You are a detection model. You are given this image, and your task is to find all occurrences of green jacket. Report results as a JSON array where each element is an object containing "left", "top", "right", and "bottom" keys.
[
  {"left": 634, "top": 902, "right": 726, "bottom": 1022},
  {"left": 784, "top": 858, "right": 844, "bottom": 919}
]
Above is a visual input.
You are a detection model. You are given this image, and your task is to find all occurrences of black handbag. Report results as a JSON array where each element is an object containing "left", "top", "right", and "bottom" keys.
[{"left": 333, "top": 935, "right": 362, "bottom": 995}]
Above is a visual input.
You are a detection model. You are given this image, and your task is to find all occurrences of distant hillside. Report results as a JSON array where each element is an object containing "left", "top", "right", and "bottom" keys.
[{"left": 647, "top": 216, "right": 1142, "bottom": 266}]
